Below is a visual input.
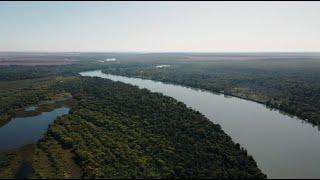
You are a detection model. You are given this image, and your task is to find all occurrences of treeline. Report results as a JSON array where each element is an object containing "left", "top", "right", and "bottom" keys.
[
  {"left": 0, "top": 62, "right": 110, "bottom": 81},
  {"left": 0, "top": 77, "right": 54, "bottom": 126},
  {"left": 102, "top": 58, "right": 320, "bottom": 126},
  {"left": 0, "top": 76, "right": 266, "bottom": 179}
]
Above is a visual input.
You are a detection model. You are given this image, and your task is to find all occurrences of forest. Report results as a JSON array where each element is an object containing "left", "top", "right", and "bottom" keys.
[
  {"left": 1, "top": 52, "right": 320, "bottom": 179},
  {"left": 0, "top": 62, "right": 265, "bottom": 179},
  {"left": 101, "top": 53, "right": 320, "bottom": 126}
]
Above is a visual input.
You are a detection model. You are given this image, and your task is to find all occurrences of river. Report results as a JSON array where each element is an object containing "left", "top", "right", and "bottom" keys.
[{"left": 80, "top": 70, "right": 320, "bottom": 179}]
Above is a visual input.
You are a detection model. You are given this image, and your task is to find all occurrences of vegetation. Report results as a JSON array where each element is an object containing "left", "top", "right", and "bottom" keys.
[
  {"left": 101, "top": 53, "right": 320, "bottom": 126},
  {"left": 0, "top": 75, "right": 75, "bottom": 126},
  {"left": 0, "top": 61, "right": 266, "bottom": 179}
]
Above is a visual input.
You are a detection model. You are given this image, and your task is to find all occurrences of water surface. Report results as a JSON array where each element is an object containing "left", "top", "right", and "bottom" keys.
[
  {"left": 0, "top": 107, "right": 69, "bottom": 151},
  {"left": 24, "top": 106, "right": 37, "bottom": 112},
  {"left": 81, "top": 70, "right": 320, "bottom": 179}
]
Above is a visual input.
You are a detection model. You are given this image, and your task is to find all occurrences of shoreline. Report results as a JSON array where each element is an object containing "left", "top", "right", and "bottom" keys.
[{"left": 100, "top": 70, "right": 311, "bottom": 126}]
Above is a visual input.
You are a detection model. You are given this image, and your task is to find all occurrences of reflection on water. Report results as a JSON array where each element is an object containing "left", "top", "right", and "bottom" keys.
[
  {"left": 15, "top": 161, "right": 32, "bottom": 179},
  {"left": 24, "top": 106, "right": 37, "bottom": 112},
  {"left": 0, "top": 107, "right": 69, "bottom": 151},
  {"left": 81, "top": 70, "right": 320, "bottom": 179}
]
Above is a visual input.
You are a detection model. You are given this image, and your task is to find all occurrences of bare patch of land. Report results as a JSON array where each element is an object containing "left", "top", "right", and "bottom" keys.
[
  {"left": 0, "top": 57, "right": 77, "bottom": 66},
  {"left": 0, "top": 53, "right": 78, "bottom": 66}
]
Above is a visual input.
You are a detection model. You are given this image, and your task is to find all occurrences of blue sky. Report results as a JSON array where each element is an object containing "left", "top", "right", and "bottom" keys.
[{"left": 1, "top": 1, "right": 320, "bottom": 52}]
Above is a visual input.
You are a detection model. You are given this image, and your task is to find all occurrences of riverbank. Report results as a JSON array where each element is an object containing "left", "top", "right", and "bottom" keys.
[
  {"left": 88, "top": 70, "right": 320, "bottom": 178},
  {"left": 1, "top": 75, "right": 266, "bottom": 178},
  {"left": 101, "top": 69, "right": 317, "bottom": 127}
]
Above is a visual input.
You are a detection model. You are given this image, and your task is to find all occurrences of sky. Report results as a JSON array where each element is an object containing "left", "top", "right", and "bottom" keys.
[{"left": 1, "top": 1, "right": 320, "bottom": 52}]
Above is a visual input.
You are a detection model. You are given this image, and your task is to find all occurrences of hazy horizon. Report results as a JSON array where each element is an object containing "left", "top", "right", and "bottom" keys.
[
  {"left": 1, "top": 1, "right": 320, "bottom": 52},
  {"left": 1, "top": 51, "right": 320, "bottom": 53}
]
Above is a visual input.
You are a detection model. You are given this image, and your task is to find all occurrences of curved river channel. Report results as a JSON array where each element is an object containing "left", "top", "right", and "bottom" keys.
[{"left": 81, "top": 70, "right": 320, "bottom": 179}]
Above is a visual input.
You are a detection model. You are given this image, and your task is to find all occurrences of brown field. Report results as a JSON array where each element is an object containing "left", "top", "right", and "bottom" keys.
[{"left": 0, "top": 57, "right": 77, "bottom": 66}]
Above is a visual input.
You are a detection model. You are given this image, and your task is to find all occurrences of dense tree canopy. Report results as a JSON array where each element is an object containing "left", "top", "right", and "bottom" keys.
[
  {"left": 0, "top": 64, "right": 265, "bottom": 179},
  {"left": 102, "top": 56, "right": 320, "bottom": 126}
]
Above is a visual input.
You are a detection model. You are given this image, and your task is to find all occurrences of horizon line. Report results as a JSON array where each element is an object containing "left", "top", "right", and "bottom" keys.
[{"left": 1, "top": 51, "right": 320, "bottom": 54}]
